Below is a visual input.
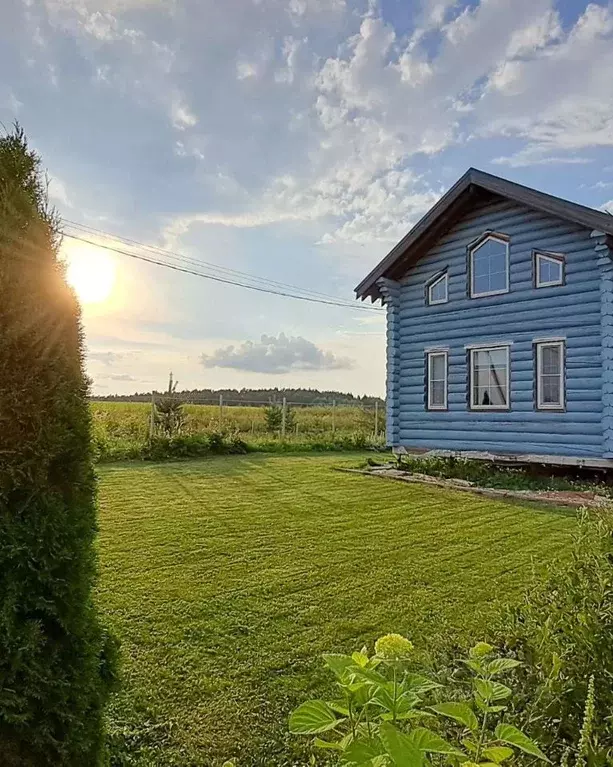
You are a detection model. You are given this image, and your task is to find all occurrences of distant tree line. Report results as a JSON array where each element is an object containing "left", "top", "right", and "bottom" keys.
[{"left": 91, "top": 387, "right": 385, "bottom": 407}]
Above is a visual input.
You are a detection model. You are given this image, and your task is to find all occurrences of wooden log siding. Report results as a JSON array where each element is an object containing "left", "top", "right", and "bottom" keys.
[
  {"left": 594, "top": 230, "right": 613, "bottom": 458},
  {"left": 378, "top": 278, "right": 401, "bottom": 446},
  {"left": 394, "top": 197, "right": 604, "bottom": 457}
]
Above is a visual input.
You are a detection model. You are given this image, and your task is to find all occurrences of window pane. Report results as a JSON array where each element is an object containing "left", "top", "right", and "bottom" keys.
[
  {"left": 472, "top": 348, "right": 508, "bottom": 407},
  {"left": 431, "top": 381, "right": 445, "bottom": 406},
  {"left": 429, "top": 276, "right": 447, "bottom": 303},
  {"left": 541, "top": 377, "right": 560, "bottom": 404},
  {"left": 541, "top": 345, "right": 560, "bottom": 375},
  {"left": 428, "top": 353, "right": 446, "bottom": 407},
  {"left": 471, "top": 238, "right": 508, "bottom": 295},
  {"left": 538, "top": 256, "right": 562, "bottom": 285},
  {"left": 539, "top": 344, "right": 562, "bottom": 406},
  {"left": 430, "top": 354, "right": 445, "bottom": 380}
]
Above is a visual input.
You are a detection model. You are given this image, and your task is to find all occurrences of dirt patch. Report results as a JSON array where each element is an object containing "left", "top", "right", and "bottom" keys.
[{"left": 338, "top": 466, "right": 610, "bottom": 509}]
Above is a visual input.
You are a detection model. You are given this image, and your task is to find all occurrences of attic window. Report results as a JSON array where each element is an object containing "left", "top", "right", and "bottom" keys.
[
  {"left": 427, "top": 272, "right": 448, "bottom": 305},
  {"left": 469, "top": 234, "right": 509, "bottom": 298},
  {"left": 535, "top": 251, "right": 564, "bottom": 288}
]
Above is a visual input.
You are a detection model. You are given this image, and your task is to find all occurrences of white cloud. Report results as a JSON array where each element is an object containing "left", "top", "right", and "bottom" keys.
[
  {"left": 48, "top": 176, "right": 72, "bottom": 208},
  {"left": 201, "top": 332, "right": 354, "bottom": 374},
  {"left": 170, "top": 96, "right": 198, "bottom": 129}
]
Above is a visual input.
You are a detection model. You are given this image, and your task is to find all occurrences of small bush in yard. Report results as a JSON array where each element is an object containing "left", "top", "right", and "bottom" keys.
[
  {"left": 288, "top": 636, "right": 549, "bottom": 766},
  {"left": 0, "top": 126, "right": 117, "bottom": 764},
  {"left": 500, "top": 510, "right": 613, "bottom": 764}
]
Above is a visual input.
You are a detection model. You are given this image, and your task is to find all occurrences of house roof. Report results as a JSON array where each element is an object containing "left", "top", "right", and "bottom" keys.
[{"left": 355, "top": 167, "right": 613, "bottom": 303}]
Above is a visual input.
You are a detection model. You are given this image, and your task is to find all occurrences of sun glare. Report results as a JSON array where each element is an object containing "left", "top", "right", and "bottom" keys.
[{"left": 65, "top": 243, "right": 116, "bottom": 305}]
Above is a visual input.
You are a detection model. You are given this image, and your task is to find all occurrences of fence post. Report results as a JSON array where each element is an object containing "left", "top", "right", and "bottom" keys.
[
  {"left": 219, "top": 394, "right": 224, "bottom": 427},
  {"left": 374, "top": 400, "right": 379, "bottom": 439},
  {"left": 149, "top": 392, "right": 155, "bottom": 443},
  {"left": 281, "top": 397, "right": 287, "bottom": 439},
  {"left": 332, "top": 399, "right": 336, "bottom": 434}
]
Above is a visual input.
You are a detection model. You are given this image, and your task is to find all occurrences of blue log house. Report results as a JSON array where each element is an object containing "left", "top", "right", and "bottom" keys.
[{"left": 355, "top": 168, "right": 613, "bottom": 468}]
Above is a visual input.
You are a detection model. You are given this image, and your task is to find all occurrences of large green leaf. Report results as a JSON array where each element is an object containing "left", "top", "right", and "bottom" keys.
[
  {"left": 354, "top": 666, "right": 388, "bottom": 685},
  {"left": 487, "top": 658, "right": 522, "bottom": 676},
  {"left": 379, "top": 723, "right": 423, "bottom": 766},
  {"left": 404, "top": 673, "right": 443, "bottom": 694},
  {"left": 474, "top": 679, "right": 512, "bottom": 703},
  {"left": 495, "top": 724, "right": 551, "bottom": 762},
  {"left": 289, "top": 700, "right": 342, "bottom": 734},
  {"left": 328, "top": 700, "right": 350, "bottom": 716},
  {"left": 324, "top": 654, "right": 356, "bottom": 682},
  {"left": 407, "top": 727, "right": 463, "bottom": 755},
  {"left": 429, "top": 702, "right": 478, "bottom": 732},
  {"left": 482, "top": 746, "right": 514, "bottom": 763},
  {"left": 352, "top": 651, "right": 370, "bottom": 668},
  {"left": 314, "top": 737, "right": 344, "bottom": 750},
  {"left": 343, "top": 736, "right": 384, "bottom": 764},
  {"left": 371, "top": 685, "right": 396, "bottom": 712}
]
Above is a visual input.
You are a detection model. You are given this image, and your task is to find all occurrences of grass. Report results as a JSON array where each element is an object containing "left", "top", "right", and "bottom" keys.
[{"left": 97, "top": 452, "right": 576, "bottom": 766}]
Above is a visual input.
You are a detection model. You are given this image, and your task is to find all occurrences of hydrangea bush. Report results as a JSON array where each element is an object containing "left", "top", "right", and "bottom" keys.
[{"left": 288, "top": 635, "right": 549, "bottom": 766}]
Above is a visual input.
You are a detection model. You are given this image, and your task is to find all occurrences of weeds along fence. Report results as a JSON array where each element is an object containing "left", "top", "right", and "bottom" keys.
[{"left": 90, "top": 396, "right": 386, "bottom": 453}]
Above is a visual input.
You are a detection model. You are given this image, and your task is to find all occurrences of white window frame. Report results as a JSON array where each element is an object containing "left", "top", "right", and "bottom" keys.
[
  {"left": 426, "top": 350, "right": 448, "bottom": 410},
  {"left": 535, "top": 251, "right": 564, "bottom": 288},
  {"left": 469, "top": 345, "right": 510, "bottom": 411},
  {"left": 536, "top": 340, "right": 565, "bottom": 411},
  {"left": 469, "top": 234, "right": 510, "bottom": 299},
  {"left": 427, "top": 273, "right": 448, "bottom": 305}
]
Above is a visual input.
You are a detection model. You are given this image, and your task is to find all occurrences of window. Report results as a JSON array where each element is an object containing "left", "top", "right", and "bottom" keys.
[
  {"left": 535, "top": 251, "right": 564, "bottom": 288},
  {"left": 469, "top": 234, "right": 509, "bottom": 298},
  {"left": 426, "top": 351, "right": 448, "bottom": 410},
  {"left": 536, "top": 341, "right": 565, "bottom": 410},
  {"left": 469, "top": 346, "right": 510, "bottom": 410},
  {"left": 427, "top": 273, "right": 448, "bottom": 305}
]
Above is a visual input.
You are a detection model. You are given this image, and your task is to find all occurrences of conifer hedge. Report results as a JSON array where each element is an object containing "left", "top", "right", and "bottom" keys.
[{"left": 0, "top": 126, "right": 117, "bottom": 765}]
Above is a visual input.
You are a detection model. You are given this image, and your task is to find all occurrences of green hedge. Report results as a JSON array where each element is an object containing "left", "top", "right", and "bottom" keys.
[{"left": 0, "top": 127, "right": 117, "bottom": 765}]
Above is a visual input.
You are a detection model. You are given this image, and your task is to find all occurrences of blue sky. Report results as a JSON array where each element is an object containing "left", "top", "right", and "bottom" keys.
[{"left": 2, "top": 0, "right": 613, "bottom": 396}]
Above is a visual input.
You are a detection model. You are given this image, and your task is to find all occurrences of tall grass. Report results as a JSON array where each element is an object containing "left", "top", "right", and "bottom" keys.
[{"left": 90, "top": 401, "right": 385, "bottom": 461}]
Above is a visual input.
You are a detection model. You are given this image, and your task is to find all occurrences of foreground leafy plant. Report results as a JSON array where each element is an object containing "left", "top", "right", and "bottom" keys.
[
  {"left": 502, "top": 511, "right": 613, "bottom": 762},
  {"left": 289, "top": 635, "right": 549, "bottom": 765}
]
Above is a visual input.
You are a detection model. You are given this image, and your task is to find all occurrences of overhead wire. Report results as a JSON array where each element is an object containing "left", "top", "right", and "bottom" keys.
[
  {"left": 62, "top": 219, "right": 382, "bottom": 311},
  {"left": 62, "top": 230, "right": 383, "bottom": 311}
]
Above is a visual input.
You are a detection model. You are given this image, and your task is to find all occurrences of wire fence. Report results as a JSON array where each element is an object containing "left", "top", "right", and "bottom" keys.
[{"left": 90, "top": 396, "right": 385, "bottom": 443}]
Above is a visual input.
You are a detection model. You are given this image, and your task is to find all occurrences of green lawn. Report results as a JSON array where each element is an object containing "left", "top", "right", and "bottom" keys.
[{"left": 98, "top": 453, "right": 575, "bottom": 766}]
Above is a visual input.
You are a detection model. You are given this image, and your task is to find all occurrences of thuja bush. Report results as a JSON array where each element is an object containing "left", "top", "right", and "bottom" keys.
[{"left": 0, "top": 126, "right": 117, "bottom": 765}]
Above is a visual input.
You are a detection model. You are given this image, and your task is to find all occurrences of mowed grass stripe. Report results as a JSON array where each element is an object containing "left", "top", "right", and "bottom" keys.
[{"left": 97, "top": 453, "right": 574, "bottom": 766}]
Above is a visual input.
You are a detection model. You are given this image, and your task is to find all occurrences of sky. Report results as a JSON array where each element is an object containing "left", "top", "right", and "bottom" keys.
[{"left": 2, "top": 0, "right": 613, "bottom": 397}]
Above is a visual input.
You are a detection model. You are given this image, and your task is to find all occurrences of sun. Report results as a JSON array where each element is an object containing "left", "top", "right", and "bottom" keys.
[{"left": 65, "top": 243, "right": 116, "bottom": 305}]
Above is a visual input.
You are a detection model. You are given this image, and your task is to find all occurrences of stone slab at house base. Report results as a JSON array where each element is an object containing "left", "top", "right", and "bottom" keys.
[
  {"left": 395, "top": 447, "right": 613, "bottom": 471},
  {"left": 338, "top": 467, "right": 610, "bottom": 510}
]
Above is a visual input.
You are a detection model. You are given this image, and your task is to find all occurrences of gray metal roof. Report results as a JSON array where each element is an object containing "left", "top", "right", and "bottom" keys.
[{"left": 355, "top": 167, "right": 613, "bottom": 302}]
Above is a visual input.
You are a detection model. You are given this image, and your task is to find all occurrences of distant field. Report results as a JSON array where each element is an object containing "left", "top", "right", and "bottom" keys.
[
  {"left": 91, "top": 400, "right": 383, "bottom": 457},
  {"left": 98, "top": 452, "right": 575, "bottom": 766}
]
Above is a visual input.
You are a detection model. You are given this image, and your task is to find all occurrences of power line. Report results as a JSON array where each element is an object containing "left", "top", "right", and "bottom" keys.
[
  {"left": 62, "top": 219, "right": 382, "bottom": 311},
  {"left": 64, "top": 219, "right": 353, "bottom": 304},
  {"left": 62, "top": 231, "right": 383, "bottom": 311}
]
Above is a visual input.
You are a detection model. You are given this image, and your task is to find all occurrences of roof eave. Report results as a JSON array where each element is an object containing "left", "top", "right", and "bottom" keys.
[{"left": 355, "top": 168, "right": 613, "bottom": 302}]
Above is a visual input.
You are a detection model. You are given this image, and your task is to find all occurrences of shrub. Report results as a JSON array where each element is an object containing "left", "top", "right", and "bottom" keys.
[
  {"left": 154, "top": 373, "right": 185, "bottom": 438},
  {"left": 289, "top": 635, "right": 549, "bottom": 765},
  {"left": 500, "top": 510, "right": 613, "bottom": 763},
  {"left": 0, "top": 126, "right": 117, "bottom": 764},
  {"left": 264, "top": 404, "right": 296, "bottom": 434}
]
